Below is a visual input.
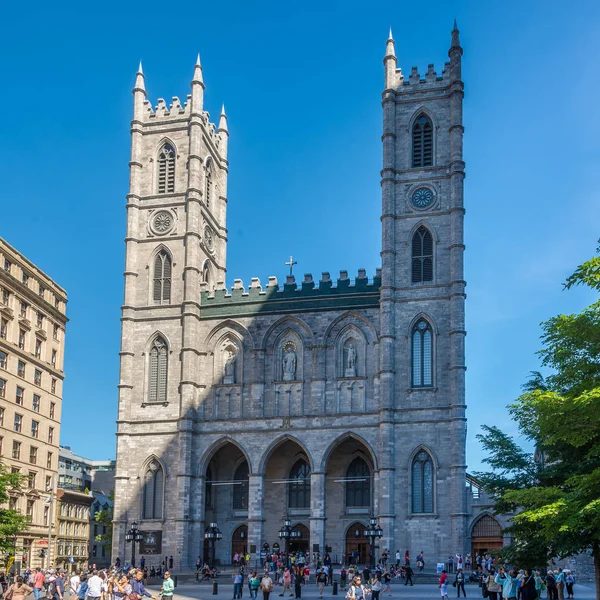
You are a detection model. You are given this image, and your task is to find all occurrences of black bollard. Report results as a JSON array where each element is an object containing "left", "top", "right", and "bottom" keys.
[
  {"left": 212, "top": 581, "right": 218, "bottom": 595},
  {"left": 333, "top": 581, "right": 338, "bottom": 596}
]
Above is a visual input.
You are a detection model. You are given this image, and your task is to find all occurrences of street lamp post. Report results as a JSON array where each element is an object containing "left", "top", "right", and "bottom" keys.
[
  {"left": 204, "top": 522, "right": 223, "bottom": 567},
  {"left": 125, "top": 522, "right": 144, "bottom": 568},
  {"left": 278, "top": 519, "right": 300, "bottom": 567},
  {"left": 363, "top": 517, "right": 383, "bottom": 568}
]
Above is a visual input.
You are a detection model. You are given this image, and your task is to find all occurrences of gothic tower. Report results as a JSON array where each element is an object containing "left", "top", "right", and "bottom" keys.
[
  {"left": 378, "top": 24, "right": 467, "bottom": 554},
  {"left": 113, "top": 57, "right": 229, "bottom": 562}
]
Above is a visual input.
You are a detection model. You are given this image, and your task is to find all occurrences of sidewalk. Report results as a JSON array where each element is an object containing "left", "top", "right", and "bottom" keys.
[{"left": 146, "top": 581, "right": 598, "bottom": 600}]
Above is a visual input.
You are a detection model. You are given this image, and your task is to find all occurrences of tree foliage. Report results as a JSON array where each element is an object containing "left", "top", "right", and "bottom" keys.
[
  {"left": 0, "top": 462, "right": 31, "bottom": 557},
  {"left": 475, "top": 248, "right": 600, "bottom": 598}
]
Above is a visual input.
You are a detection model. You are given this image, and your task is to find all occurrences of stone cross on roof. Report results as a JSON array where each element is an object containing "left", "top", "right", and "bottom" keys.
[{"left": 285, "top": 256, "right": 297, "bottom": 276}]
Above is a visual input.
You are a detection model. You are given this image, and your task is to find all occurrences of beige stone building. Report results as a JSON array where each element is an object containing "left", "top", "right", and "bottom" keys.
[
  {"left": 55, "top": 488, "right": 93, "bottom": 573},
  {"left": 0, "top": 237, "right": 67, "bottom": 569}
]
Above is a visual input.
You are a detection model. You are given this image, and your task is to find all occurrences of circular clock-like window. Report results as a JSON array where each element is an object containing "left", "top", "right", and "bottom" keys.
[
  {"left": 411, "top": 187, "right": 434, "bottom": 209},
  {"left": 150, "top": 210, "right": 175, "bottom": 235},
  {"left": 204, "top": 226, "right": 215, "bottom": 253}
]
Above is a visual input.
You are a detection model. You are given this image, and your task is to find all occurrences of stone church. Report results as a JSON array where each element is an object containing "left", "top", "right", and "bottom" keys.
[{"left": 112, "top": 25, "right": 502, "bottom": 569}]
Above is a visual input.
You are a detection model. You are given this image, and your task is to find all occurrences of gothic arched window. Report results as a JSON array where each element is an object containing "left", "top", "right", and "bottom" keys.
[
  {"left": 288, "top": 459, "right": 311, "bottom": 509},
  {"left": 411, "top": 450, "right": 433, "bottom": 513},
  {"left": 205, "top": 159, "right": 213, "bottom": 209},
  {"left": 149, "top": 336, "right": 168, "bottom": 404},
  {"left": 142, "top": 460, "right": 164, "bottom": 519},
  {"left": 345, "top": 457, "right": 371, "bottom": 508},
  {"left": 412, "top": 320, "right": 433, "bottom": 387},
  {"left": 157, "top": 143, "right": 176, "bottom": 194},
  {"left": 233, "top": 462, "right": 249, "bottom": 510},
  {"left": 153, "top": 250, "right": 172, "bottom": 305},
  {"left": 412, "top": 115, "right": 433, "bottom": 168},
  {"left": 412, "top": 226, "right": 433, "bottom": 283}
]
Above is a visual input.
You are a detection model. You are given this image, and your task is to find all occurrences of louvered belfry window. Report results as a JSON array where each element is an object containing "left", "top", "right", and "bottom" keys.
[
  {"left": 149, "top": 337, "right": 168, "bottom": 404},
  {"left": 157, "top": 144, "right": 176, "bottom": 193},
  {"left": 412, "top": 115, "right": 433, "bottom": 167},
  {"left": 153, "top": 251, "right": 172, "bottom": 304},
  {"left": 412, "top": 226, "right": 433, "bottom": 283},
  {"left": 412, "top": 320, "right": 433, "bottom": 387},
  {"left": 205, "top": 159, "right": 213, "bottom": 209}
]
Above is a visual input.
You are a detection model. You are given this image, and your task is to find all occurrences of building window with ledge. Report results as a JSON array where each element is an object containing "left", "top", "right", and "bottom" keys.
[
  {"left": 142, "top": 460, "right": 164, "bottom": 519},
  {"left": 288, "top": 459, "right": 311, "bottom": 509},
  {"left": 157, "top": 144, "right": 176, "bottom": 194},
  {"left": 412, "top": 450, "right": 434, "bottom": 513},
  {"left": 16, "top": 387, "right": 24, "bottom": 405},
  {"left": 412, "top": 320, "right": 433, "bottom": 387},
  {"left": 412, "top": 114, "right": 433, "bottom": 167}
]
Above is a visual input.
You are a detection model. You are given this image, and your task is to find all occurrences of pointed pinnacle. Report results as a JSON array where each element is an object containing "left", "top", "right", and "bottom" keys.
[
  {"left": 220, "top": 103, "right": 226, "bottom": 116},
  {"left": 453, "top": 18, "right": 458, "bottom": 31},
  {"left": 196, "top": 53, "right": 201, "bottom": 67},
  {"left": 137, "top": 60, "right": 144, "bottom": 75},
  {"left": 388, "top": 27, "right": 394, "bottom": 41}
]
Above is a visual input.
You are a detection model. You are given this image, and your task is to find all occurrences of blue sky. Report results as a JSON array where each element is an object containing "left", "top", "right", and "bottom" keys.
[{"left": 2, "top": 0, "right": 599, "bottom": 469}]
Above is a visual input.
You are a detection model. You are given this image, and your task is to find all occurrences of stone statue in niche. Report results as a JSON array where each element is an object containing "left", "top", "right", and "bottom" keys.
[
  {"left": 282, "top": 344, "right": 297, "bottom": 381},
  {"left": 223, "top": 348, "right": 236, "bottom": 384},
  {"left": 345, "top": 343, "right": 357, "bottom": 378}
]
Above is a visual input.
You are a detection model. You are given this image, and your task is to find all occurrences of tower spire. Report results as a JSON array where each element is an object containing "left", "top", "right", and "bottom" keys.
[
  {"left": 384, "top": 28, "right": 400, "bottom": 90},
  {"left": 217, "top": 103, "right": 228, "bottom": 134},
  {"left": 450, "top": 19, "right": 461, "bottom": 49},
  {"left": 448, "top": 19, "right": 463, "bottom": 81},
  {"left": 191, "top": 53, "right": 205, "bottom": 111},
  {"left": 133, "top": 61, "right": 146, "bottom": 94}
]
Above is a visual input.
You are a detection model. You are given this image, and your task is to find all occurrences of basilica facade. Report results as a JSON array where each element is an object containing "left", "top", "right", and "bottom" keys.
[{"left": 112, "top": 26, "right": 485, "bottom": 569}]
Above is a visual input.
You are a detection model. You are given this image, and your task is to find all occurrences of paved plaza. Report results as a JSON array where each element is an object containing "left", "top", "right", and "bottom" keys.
[{"left": 145, "top": 581, "right": 598, "bottom": 600}]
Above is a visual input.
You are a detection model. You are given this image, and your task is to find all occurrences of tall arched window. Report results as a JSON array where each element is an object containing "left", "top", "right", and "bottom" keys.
[
  {"left": 153, "top": 250, "right": 172, "bottom": 304},
  {"left": 142, "top": 459, "right": 164, "bottom": 519},
  {"left": 345, "top": 457, "right": 371, "bottom": 508},
  {"left": 288, "top": 459, "right": 311, "bottom": 509},
  {"left": 149, "top": 336, "right": 168, "bottom": 403},
  {"left": 205, "top": 466, "right": 213, "bottom": 508},
  {"left": 411, "top": 450, "right": 433, "bottom": 513},
  {"left": 412, "top": 226, "right": 433, "bottom": 283},
  {"left": 412, "top": 115, "right": 433, "bottom": 167},
  {"left": 205, "top": 159, "right": 213, "bottom": 209},
  {"left": 412, "top": 320, "right": 433, "bottom": 387},
  {"left": 233, "top": 462, "right": 249, "bottom": 510},
  {"left": 157, "top": 143, "right": 176, "bottom": 193}
]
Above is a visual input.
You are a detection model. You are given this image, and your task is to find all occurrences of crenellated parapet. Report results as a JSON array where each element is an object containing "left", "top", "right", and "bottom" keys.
[{"left": 199, "top": 268, "right": 382, "bottom": 316}]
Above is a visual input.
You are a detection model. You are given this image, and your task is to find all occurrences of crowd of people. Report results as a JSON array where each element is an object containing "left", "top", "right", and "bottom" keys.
[
  {"left": 437, "top": 564, "right": 577, "bottom": 600},
  {"left": 0, "top": 565, "right": 175, "bottom": 600}
]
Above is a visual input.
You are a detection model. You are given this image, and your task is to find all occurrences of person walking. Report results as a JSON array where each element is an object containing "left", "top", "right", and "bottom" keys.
[
  {"left": 32, "top": 568, "right": 45, "bottom": 600},
  {"left": 76, "top": 575, "right": 89, "bottom": 600},
  {"left": 346, "top": 576, "right": 368, "bottom": 600},
  {"left": 455, "top": 568, "right": 466, "bottom": 598},
  {"left": 160, "top": 572, "right": 174, "bottom": 600},
  {"left": 371, "top": 573, "right": 383, "bottom": 600},
  {"left": 249, "top": 573, "right": 261, "bottom": 600},
  {"left": 279, "top": 568, "right": 292, "bottom": 597},
  {"left": 260, "top": 572, "right": 273, "bottom": 600},
  {"left": 131, "top": 569, "right": 155, "bottom": 600},
  {"left": 316, "top": 569, "right": 326, "bottom": 599},
  {"left": 439, "top": 570, "right": 449, "bottom": 600},
  {"left": 404, "top": 564, "right": 414, "bottom": 587},
  {"left": 555, "top": 570, "right": 566, "bottom": 600}
]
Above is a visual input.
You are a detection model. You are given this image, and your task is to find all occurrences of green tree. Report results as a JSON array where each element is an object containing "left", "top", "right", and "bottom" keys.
[
  {"left": 474, "top": 248, "right": 600, "bottom": 600},
  {"left": 94, "top": 491, "right": 114, "bottom": 550},
  {"left": 0, "top": 461, "right": 31, "bottom": 557}
]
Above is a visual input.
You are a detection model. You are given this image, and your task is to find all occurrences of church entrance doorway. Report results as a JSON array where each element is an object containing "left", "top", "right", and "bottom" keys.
[
  {"left": 345, "top": 522, "right": 369, "bottom": 565},
  {"left": 289, "top": 523, "right": 309, "bottom": 554},
  {"left": 232, "top": 525, "right": 248, "bottom": 562},
  {"left": 471, "top": 515, "right": 503, "bottom": 557}
]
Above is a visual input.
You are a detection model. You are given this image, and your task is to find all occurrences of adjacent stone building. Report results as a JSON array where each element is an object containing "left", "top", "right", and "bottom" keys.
[
  {"left": 0, "top": 237, "right": 67, "bottom": 569},
  {"left": 112, "top": 26, "right": 497, "bottom": 568}
]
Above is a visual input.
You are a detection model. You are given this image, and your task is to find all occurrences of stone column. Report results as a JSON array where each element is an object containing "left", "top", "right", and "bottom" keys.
[
  {"left": 309, "top": 471, "right": 326, "bottom": 557},
  {"left": 248, "top": 474, "right": 265, "bottom": 568}
]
